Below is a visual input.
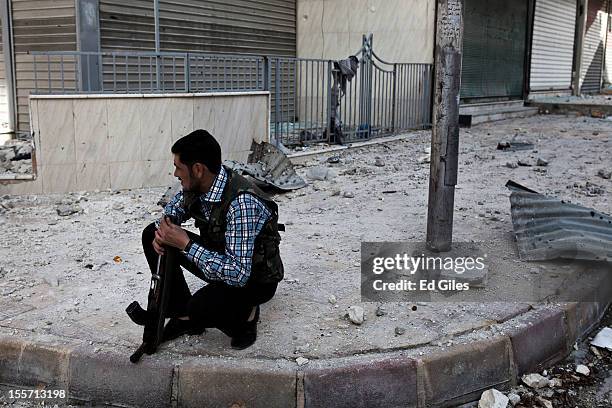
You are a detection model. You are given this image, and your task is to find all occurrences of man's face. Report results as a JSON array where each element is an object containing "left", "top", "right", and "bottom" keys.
[{"left": 173, "top": 155, "right": 197, "bottom": 191}]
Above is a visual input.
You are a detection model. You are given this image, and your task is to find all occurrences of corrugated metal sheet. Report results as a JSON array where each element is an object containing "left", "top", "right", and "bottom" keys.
[
  {"left": 159, "top": 0, "right": 295, "bottom": 56},
  {"left": 99, "top": 0, "right": 155, "bottom": 51},
  {"left": 0, "top": 12, "right": 10, "bottom": 132},
  {"left": 530, "top": 0, "right": 577, "bottom": 91},
  {"left": 506, "top": 180, "right": 612, "bottom": 262},
  {"left": 605, "top": 0, "right": 612, "bottom": 86},
  {"left": 11, "top": 0, "right": 77, "bottom": 132},
  {"left": 581, "top": 0, "right": 607, "bottom": 93}
]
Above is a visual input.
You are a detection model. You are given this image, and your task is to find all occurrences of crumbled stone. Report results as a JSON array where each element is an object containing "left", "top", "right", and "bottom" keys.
[
  {"left": 394, "top": 327, "right": 405, "bottom": 336},
  {"left": 346, "top": 305, "right": 364, "bottom": 325},
  {"left": 14, "top": 144, "right": 33, "bottom": 160},
  {"left": 56, "top": 205, "right": 81, "bottom": 217},
  {"left": 536, "top": 397, "right": 553, "bottom": 408},
  {"left": 597, "top": 169, "right": 612, "bottom": 179},
  {"left": 478, "top": 389, "right": 509, "bottom": 408},
  {"left": 374, "top": 157, "right": 385, "bottom": 167},
  {"left": 507, "top": 392, "right": 521, "bottom": 406},
  {"left": 536, "top": 158, "right": 549, "bottom": 167},
  {"left": 342, "top": 191, "right": 355, "bottom": 198},
  {"left": 517, "top": 159, "right": 532, "bottom": 167},
  {"left": 522, "top": 373, "right": 549, "bottom": 389},
  {"left": 328, "top": 295, "right": 337, "bottom": 304},
  {"left": 306, "top": 166, "right": 337, "bottom": 181},
  {"left": 548, "top": 378, "right": 562, "bottom": 388},
  {"left": 505, "top": 162, "right": 518, "bottom": 169},
  {"left": 295, "top": 357, "right": 309, "bottom": 366},
  {"left": 575, "top": 364, "right": 590, "bottom": 376},
  {"left": 375, "top": 306, "right": 387, "bottom": 317}
]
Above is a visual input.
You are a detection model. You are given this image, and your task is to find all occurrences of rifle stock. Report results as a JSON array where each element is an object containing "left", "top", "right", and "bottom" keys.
[{"left": 127, "top": 244, "right": 176, "bottom": 363}]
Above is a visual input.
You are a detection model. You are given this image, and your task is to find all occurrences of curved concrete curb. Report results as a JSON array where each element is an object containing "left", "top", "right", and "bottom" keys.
[{"left": 1, "top": 300, "right": 609, "bottom": 407}]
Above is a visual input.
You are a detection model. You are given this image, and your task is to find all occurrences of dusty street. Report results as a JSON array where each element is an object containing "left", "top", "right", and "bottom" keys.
[{"left": 0, "top": 113, "right": 610, "bottom": 366}]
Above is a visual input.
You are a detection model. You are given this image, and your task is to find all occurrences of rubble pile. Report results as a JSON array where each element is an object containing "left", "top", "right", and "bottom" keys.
[
  {"left": 478, "top": 322, "right": 612, "bottom": 408},
  {"left": 0, "top": 139, "right": 33, "bottom": 175}
]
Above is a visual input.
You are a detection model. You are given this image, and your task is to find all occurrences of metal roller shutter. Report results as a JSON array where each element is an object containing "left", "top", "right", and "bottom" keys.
[
  {"left": 461, "top": 0, "right": 529, "bottom": 100},
  {"left": 11, "top": 0, "right": 77, "bottom": 132},
  {"left": 604, "top": 0, "right": 612, "bottom": 86},
  {"left": 158, "top": 0, "right": 295, "bottom": 56},
  {"left": 99, "top": 0, "right": 155, "bottom": 51},
  {"left": 530, "top": 0, "right": 577, "bottom": 91},
  {"left": 0, "top": 12, "right": 10, "bottom": 133},
  {"left": 581, "top": 0, "right": 607, "bottom": 92}
]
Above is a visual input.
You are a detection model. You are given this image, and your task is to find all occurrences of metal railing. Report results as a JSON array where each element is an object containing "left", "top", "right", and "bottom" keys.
[
  {"left": 30, "top": 37, "right": 432, "bottom": 146},
  {"left": 31, "top": 51, "right": 266, "bottom": 94}
]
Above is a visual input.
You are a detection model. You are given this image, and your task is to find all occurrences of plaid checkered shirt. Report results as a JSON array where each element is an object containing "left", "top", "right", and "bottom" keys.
[{"left": 161, "top": 166, "right": 271, "bottom": 287}]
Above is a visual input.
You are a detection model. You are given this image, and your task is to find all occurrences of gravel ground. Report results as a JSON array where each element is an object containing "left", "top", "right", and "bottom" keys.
[
  {"left": 0, "top": 113, "right": 610, "bottom": 362},
  {"left": 0, "top": 113, "right": 610, "bottom": 406}
]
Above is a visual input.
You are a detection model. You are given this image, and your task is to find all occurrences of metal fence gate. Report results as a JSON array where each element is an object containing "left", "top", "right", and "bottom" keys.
[
  {"left": 268, "top": 35, "right": 432, "bottom": 145},
  {"left": 30, "top": 35, "right": 432, "bottom": 146}
]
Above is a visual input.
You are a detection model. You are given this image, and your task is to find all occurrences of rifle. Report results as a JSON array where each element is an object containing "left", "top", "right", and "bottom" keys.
[{"left": 126, "top": 217, "right": 178, "bottom": 363}]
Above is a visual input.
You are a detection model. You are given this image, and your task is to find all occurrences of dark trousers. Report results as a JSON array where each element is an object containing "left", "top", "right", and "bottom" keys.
[{"left": 141, "top": 223, "right": 277, "bottom": 333}]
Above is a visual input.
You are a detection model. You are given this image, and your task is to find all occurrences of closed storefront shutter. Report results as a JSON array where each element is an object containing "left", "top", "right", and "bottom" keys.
[
  {"left": 159, "top": 0, "right": 295, "bottom": 56},
  {"left": 603, "top": 0, "right": 612, "bottom": 86},
  {"left": 530, "top": 0, "right": 577, "bottom": 91},
  {"left": 581, "top": 0, "right": 608, "bottom": 92},
  {"left": 11, "top": 0, "right": 77, "bottom": 132},
  {"left": 0, "top": 13, "right": 10, "bottom": 133},
  {"left": 461, "top": 0, "right": 529, "bottom": 100}
]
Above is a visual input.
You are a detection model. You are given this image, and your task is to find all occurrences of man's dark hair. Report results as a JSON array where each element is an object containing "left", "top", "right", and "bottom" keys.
[{"left": 171, "top": 129, "right": 222, "bottom": 174}]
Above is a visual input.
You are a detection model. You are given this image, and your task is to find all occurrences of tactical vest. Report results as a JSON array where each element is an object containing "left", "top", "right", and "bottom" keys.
[{"left": 185, "top": 167, "right": 284, "bottom": 285}]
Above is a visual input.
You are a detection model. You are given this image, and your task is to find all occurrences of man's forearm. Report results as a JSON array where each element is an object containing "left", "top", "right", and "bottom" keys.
[{"left": 184, "top": 241, "right": 251, "bottom": 287}]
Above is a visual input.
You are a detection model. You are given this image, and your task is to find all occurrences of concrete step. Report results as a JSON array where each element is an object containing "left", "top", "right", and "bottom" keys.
[
  {"left": 460, "top": 106, "right": 539, "bottom": 127},
  {"left": 459, "top": 100, "right": 525, "bottom": 115}
]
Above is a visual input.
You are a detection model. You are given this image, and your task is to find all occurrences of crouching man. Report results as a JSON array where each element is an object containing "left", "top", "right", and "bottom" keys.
[{"left": 141, "top": 129, "right": 283, "bottom": 349}]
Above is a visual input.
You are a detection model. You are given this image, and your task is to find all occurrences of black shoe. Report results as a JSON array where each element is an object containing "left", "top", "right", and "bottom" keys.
[
  {"left": 230, "top": 306, "right": 259, "bottom": 350},
  {"left": 162, "top": 318, "right": 206, "bottom": 342}
]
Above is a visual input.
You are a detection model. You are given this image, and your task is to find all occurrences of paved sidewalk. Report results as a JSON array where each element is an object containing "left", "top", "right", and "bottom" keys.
[{"left": 0, "top": 114, "right": 611, "bottom": 406}]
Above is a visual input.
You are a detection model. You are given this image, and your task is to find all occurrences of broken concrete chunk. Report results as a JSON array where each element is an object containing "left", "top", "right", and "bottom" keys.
[
  {"left": 14, "top": 144, "right": 32, "bottom": 160},
  {"left": 536, "top": 158, "right": 548, "bottom": 167},
  {"left": 497, "top": 141, "right": 534, "bottom": 151},
  {"left": 346, "top": 305, "right": 364, "bottom": 325},
  {"left": 417, "top": 155, "right": 430, "bottom": 164},
  {"left": 374, "top": 157, "right": 385, "bottom": 167},
  {"left": 327, "top": 295, "right": 337, "bottom": 305},
  {"left": 536, "top": 397, "right": 553, "bottom": 408},
  {"left": 521, "top": 373, "right": 549, "bottom": 389},
  {"left": 597, "top": 169, "right": 612, "bottom": 180},
  {"left": 507, "top": 392, "right": 520, "bottom": 406},
  {"left": 517, "top": 159, "right": 532, "bottom": 167},
  {"left": 375, "top": 305, "right": 387, "bottom": 317},
  {"left": 56, "top": 205, "right": 82, "bottom": 217},
  {"left": 394, "top": 327, "right": 405, "bottom": 336},
  {"left": 295, "top": 357, "right": 309, "bottom": 366},
  {"left": 505, "top": 162, "right": 518, "bottom": 169},
  {"left": 548, "top": 378, "right": 562, "bottom": 388},
  {"left": 478, "top": 389, "right": 509, "bottom": 408},
  {"left": 590, "top": 327, "right": 612, "bottom": 351},
  {"left": 575, "top": 364, "right": 590, "bottom": 376},
  {"left": 306, "top": 166, "right": 337, "bottom": 181}
]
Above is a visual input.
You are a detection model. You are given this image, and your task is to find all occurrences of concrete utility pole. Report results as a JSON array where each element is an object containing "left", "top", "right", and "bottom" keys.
[
  {"left": 573, "top": 0, "right": 588, "bottom": 96},
  {"left": 426, "top": 0, "right": 464, "bottom": 252}
]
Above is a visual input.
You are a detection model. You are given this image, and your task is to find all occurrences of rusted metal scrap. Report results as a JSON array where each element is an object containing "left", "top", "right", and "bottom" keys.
[
  {"left": 506, "top": 180, "right": 612, "bottom": 262},
  {"left": 225, "top": 141, "right": 307, "bottom": 191}
]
